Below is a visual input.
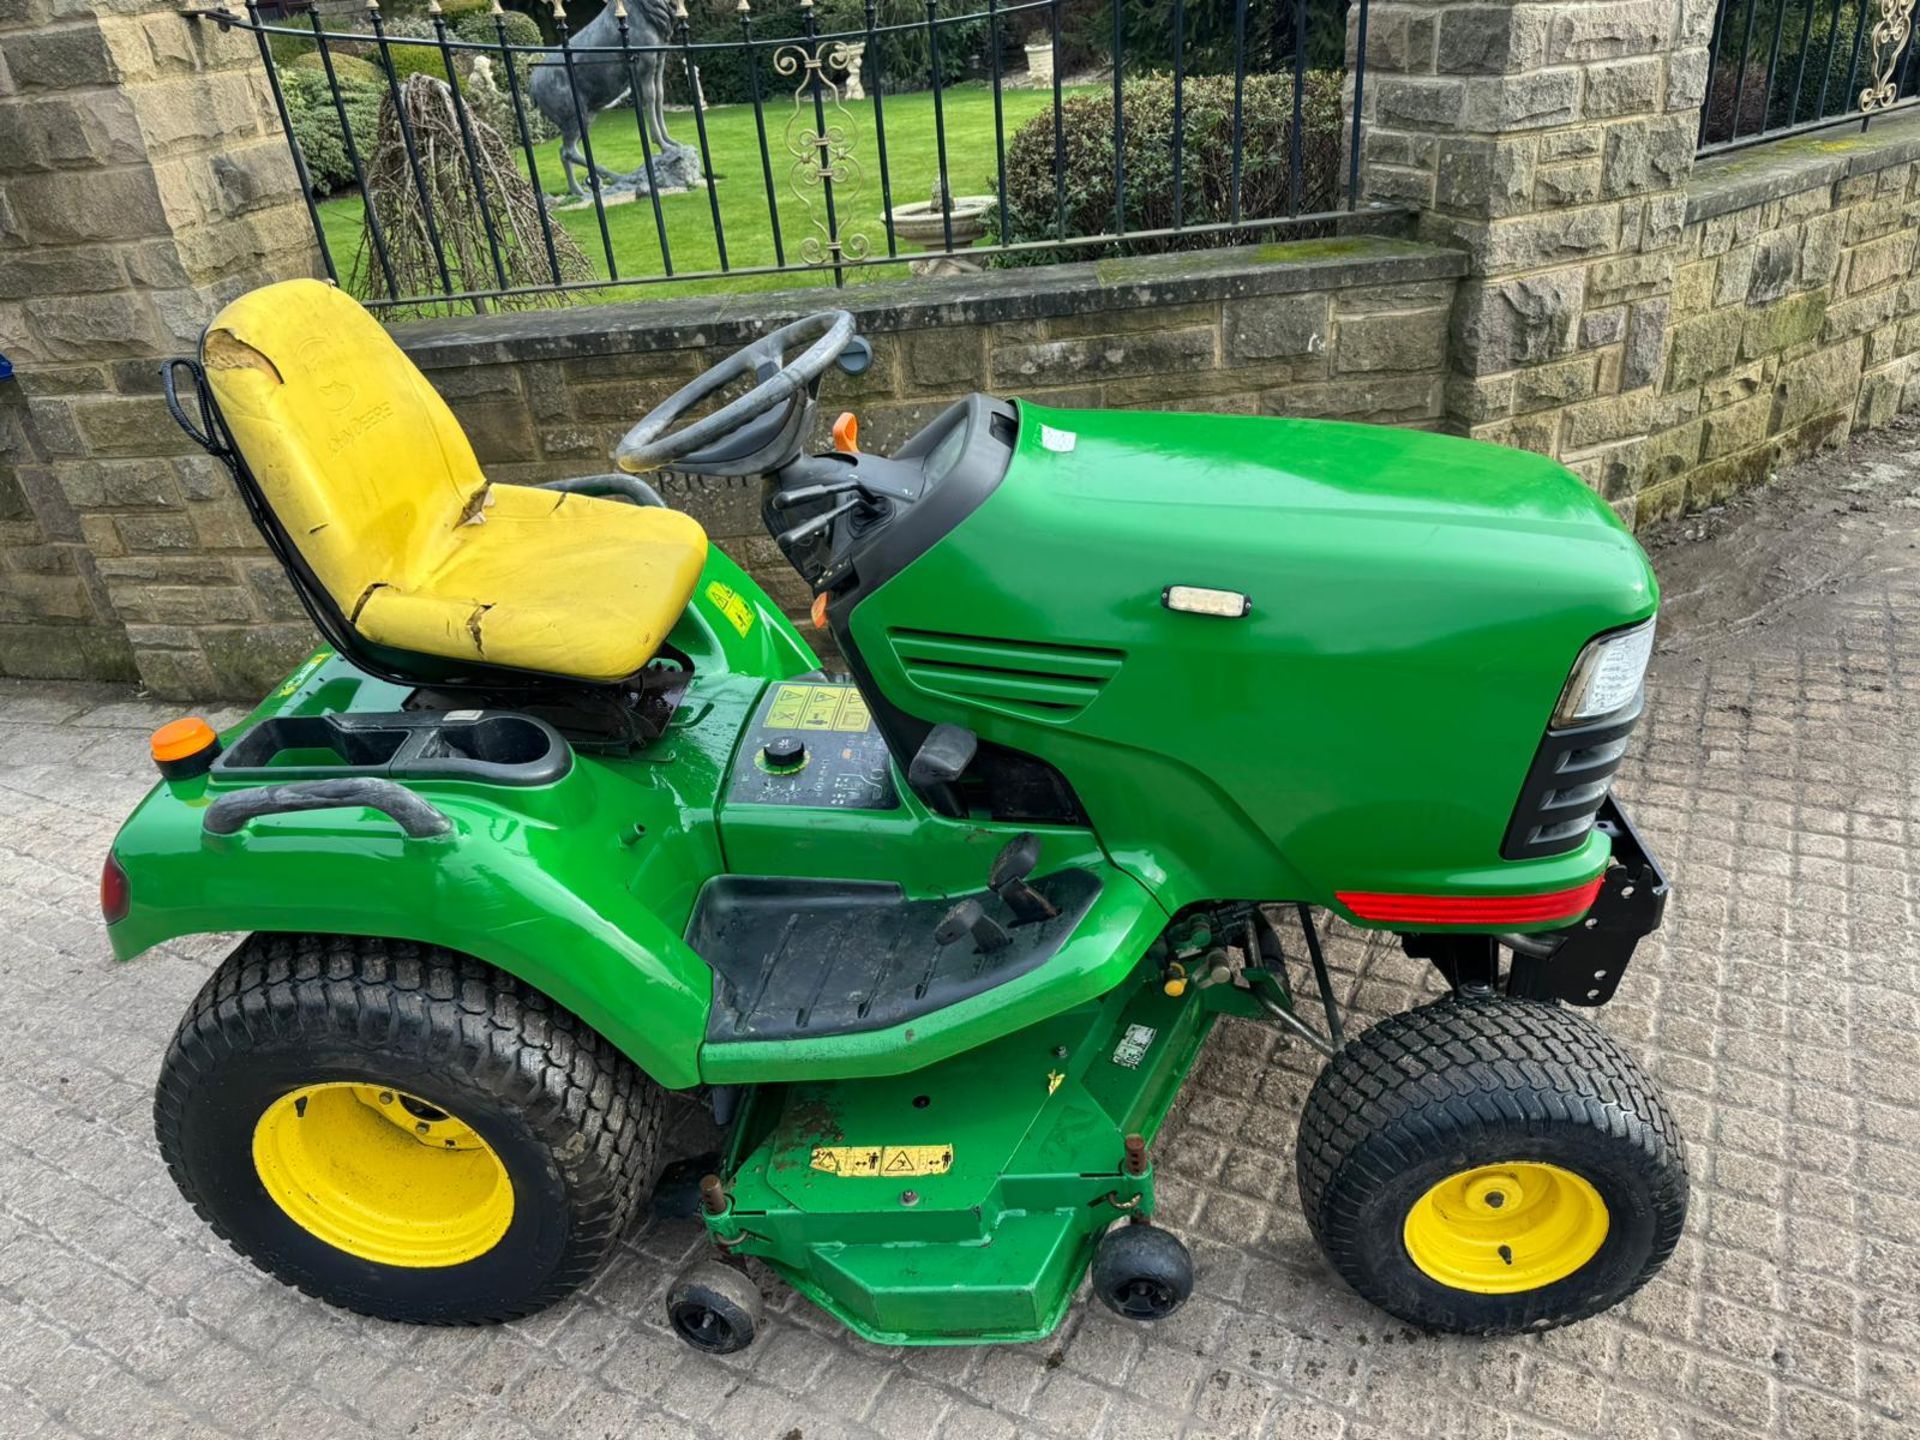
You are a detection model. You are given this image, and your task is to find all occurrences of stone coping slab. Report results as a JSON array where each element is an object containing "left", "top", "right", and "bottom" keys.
[
  {"left": 1687, "top": 107, "right": 1920, "bottom": 223},
  {"left": 392, "top": 225, "right": 1462, "bottom": 369}
]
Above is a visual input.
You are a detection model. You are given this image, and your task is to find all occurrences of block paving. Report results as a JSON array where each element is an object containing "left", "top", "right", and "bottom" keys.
[{"left": 2, "top": 427, "right": 1918, "bottom": 1438}]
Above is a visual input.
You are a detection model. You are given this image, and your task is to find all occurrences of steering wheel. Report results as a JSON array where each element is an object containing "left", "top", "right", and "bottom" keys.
[{"left": 614, "top": 311, "right": 858, "bottom": 476}]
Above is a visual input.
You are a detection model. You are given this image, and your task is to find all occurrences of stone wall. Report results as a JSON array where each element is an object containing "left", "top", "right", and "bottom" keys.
[
  {"left": 396, "top": 237, "right": 1463, "bottom": 631},
  {"left": 1351, "top": 0, "right": 1713, "bottom": 520},
  {"left": 0, "top": 0, "right": 320, "bottom": 691},
  {"left": 1634, "top": 116, "right": 1920, "bottom": 522}
]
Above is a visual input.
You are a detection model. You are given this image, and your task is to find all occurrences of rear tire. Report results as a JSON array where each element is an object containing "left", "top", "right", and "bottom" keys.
[
  {"left": 1295, "top": 996, "right": 1687, "bottom": 1335},
  {"left": 154, "top": 933, "right": 663, "bottom": 1324}
]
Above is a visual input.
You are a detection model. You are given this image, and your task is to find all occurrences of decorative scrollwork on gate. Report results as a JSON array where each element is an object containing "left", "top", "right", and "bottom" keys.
[
  {"left": 773, "top": 40, "right": 871, "bottom": 267},
  {"left": 1860, "top": 0, "right": 1917, "bottom": 113}
]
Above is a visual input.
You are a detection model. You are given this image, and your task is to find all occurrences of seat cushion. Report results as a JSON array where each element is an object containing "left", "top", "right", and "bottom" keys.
[{"left": 356, "top": 483, "right": 708, "bottom": 682}]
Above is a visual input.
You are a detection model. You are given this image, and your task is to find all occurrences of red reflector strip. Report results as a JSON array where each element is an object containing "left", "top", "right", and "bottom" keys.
[
  {"left": 1336, "top": 877, "right": 1604, "bottom": 927},
  {"left": 101, "top": 853, "right": 131, "bottom": 926}
]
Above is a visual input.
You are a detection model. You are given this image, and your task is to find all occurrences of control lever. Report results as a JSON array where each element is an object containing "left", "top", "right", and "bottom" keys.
[
  {"left": 989, "top": 831, "right": 1060, "bottom": 925},
  {"left": 774, "top": 495, "right": 863, "bottom": 549},
  {"left": 908, "top": 723, "right": 976, "bottom": 819},
  {"left": 935, "top": 898, "right": 1012, "bottom": 953},
  {"left": 769, "top": 479, "right": 861, "bottom": 510}
]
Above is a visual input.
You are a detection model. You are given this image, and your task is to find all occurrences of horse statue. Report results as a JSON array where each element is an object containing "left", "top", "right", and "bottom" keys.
[{"left": 527, "top": 0, "right": 703, "bottom": 202}]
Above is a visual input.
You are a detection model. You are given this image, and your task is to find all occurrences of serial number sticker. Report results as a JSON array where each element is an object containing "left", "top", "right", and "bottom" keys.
[
  {"left": 704, "top": 581, "right": 756, "bottom": 637},
  {"left": 810, "top": 1143, "right": 953, "bottom": 1177},
  {"left": 1039, "top": 424, "right": 1077, "bottom": 453},
  {"left": 1111, "top": 1023, "right": 1157, "bottom": 1070},
  {"left": 767, "top": 683, "right": 872, "bottom": 733}
]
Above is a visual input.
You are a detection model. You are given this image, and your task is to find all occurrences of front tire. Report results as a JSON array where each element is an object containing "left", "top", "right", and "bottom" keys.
[
  {"left": 154, "top": 933, "right": 663, "bottom": 1324},
  {"left": 1295, "top": 996, "right": 1687, "bottom": 1335}
]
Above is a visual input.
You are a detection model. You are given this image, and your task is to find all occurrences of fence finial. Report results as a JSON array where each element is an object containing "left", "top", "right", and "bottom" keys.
[
  {"left": 613, "top": 0, "right": 627, "bottom": 18},
  {"left": 550, "top": 0, "right": 566, "bottom": 19},
  {"left": 426, "top": 0, "right": 442, "bottom": 13},
  {"left": 737, "top": 0, "right": 751, "bottom": 12},
  {"left": 489, "top": 0, "right": 504, "bottom": 11},
  {"left": 673, "top": 0, "right": 689, "bottom": 16},
  {"left": 364, "top": 0, "right": 380, "bottom": 12}
]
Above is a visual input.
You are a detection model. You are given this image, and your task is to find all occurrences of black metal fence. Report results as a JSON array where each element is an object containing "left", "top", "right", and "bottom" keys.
[
  {"left": 1699, "top": 0, "right": 1919, "bottom": 152},
  {"left": 188, "top": 0, "right": 1384, "bottom": 312}
]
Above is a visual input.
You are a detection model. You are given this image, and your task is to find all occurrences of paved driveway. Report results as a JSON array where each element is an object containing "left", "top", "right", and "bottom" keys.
[{"left": 3, "top": 423, "right": 1918, "bottom": 1440}]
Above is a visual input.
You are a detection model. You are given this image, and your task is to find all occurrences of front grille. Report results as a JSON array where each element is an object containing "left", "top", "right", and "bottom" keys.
[{"left": 1501, "top": 696, "right": 1642, "bottom": 859}]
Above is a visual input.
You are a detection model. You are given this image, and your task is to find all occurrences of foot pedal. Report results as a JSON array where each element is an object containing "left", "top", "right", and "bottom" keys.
[
  {"left": 935, "top": 898, "right": 1011, "bottom": 953},
  {"left": 990, "top": 832, "right": 1060, "bottom": 925}
]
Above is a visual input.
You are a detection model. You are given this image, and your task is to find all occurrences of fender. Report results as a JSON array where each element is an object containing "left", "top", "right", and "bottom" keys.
[{"left": 108, "top": 769, "right": 720, "bottom": 1092}]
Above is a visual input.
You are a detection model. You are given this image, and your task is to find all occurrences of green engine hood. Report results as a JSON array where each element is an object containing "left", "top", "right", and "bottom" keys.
[{"left": 848, "top": 402, "right": 1658, "bottom": 914}]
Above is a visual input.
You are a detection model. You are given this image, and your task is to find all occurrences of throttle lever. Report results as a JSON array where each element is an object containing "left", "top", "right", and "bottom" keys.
[
  {"left": 769, "top": 480, "right": 860, "bottom": 510},
  {"left": 775, "top": 495, "right": 863, "bottom": 548}
]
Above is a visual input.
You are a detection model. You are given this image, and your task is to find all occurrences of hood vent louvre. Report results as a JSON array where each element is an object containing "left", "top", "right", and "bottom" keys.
[{"left": 888, "top": 629, "right": 1123, "bottom": 720}]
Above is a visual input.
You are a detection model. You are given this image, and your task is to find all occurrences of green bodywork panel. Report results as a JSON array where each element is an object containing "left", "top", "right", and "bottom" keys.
[
  {"left": 850, "top": 403, "right": 1656, "bottom": 914},
  {"left": 710, "top": 960, "right": 1217, "bottom": 1344}
]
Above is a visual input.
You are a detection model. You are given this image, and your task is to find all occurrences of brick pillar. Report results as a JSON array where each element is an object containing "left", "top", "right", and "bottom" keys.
[
  {"left": 1352, "top": 0, "right": 1712, "bottom": 519},
  {"left": 0, "top": 0, "right": 321, "bottom": 694}
]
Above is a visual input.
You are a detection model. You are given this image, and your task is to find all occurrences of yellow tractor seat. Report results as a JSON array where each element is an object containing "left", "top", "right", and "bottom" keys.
[{"left": 200, "top": 279, "right": 708, "bottom": 684}]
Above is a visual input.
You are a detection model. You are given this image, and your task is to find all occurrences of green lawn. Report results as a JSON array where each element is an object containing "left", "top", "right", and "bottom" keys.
[{"left": 318, "top": 84, "right": 1083, "bottom": 307}]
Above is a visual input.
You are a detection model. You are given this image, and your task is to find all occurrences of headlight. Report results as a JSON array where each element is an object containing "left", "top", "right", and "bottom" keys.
[{"left": 1554, "top": 620, "right": 1654, "bottom": 726}]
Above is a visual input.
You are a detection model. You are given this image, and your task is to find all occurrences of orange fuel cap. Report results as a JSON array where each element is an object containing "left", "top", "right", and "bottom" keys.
[
  {"left": 832, "top": 411, "right": 859, "bottom": 453},
  {"left": 151, "top": 717, "right": 220, "bottom": 778}
]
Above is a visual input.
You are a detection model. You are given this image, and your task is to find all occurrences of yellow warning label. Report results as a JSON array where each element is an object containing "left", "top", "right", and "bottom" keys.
[
  {"left": 767, "top": 683, "right": 872, "bottom": 733},
  {"left": 704, "top": 581, "right": 756, "bottom": 637},
  {"left": 809, "top": 1143, "right": 954, "bottom": 1177}
]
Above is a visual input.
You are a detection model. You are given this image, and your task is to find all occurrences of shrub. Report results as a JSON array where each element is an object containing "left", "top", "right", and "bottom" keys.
[
  {"left": 378, "top": 18, "right": 471, "bottom": 84},
  {"left": 454, "top": 8, "right": 544, "bottom": 48},
  {"left": 439, "top": 0, "right": 492, "bottom": 21},
  {"left": 989, "top": 70, "right": 1344, "bottom": 262},
  {"left": 282, "top": 65, "right": 387, "bottom": 195},
  {"left": 287, "top": 50, "right": 384, "bottom": 86}
]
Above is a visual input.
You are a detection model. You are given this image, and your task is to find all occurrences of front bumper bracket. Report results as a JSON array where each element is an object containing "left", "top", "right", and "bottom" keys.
[{"left": 1505, "top": 796, "right": 1669, "bottom": 1006}]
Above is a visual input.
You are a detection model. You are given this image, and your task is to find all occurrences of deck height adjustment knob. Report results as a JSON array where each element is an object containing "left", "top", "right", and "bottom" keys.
[{"left": 762, "top": 736, "right": 807, "bottom": 772}]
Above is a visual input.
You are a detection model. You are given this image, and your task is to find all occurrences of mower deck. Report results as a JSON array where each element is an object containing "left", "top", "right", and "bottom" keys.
[{"left": 705, "top": 960, "right": 1212, "bottom": 1344}]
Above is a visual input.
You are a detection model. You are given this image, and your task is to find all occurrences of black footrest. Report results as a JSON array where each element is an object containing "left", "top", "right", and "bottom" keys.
[{"left": 688, "top": 870, "right": 1100, "bottom": 1043}]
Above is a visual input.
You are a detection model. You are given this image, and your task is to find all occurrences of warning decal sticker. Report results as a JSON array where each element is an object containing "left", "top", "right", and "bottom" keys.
[
  {"left": 766, "top": 683, "right": 872, "bottom": 733},
  {"left": 809, "top": 1143, "right": 954, "bottom": 1177},
  {"left": 704, "top": 581, "right": 756, "bottom": 637},
  {"left": 1111, "top": 1023, "right": 1157, "bottom": 1070}
]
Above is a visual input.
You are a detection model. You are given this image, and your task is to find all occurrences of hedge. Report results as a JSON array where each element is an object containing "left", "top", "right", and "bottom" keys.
[{"left": 989, "top": 71, "right": 1344, "bottom": 262}]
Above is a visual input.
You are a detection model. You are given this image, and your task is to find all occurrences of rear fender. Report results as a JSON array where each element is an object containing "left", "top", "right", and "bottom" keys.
[{"left": 107, "top": 777, "right": 716, "bottom": 1091}]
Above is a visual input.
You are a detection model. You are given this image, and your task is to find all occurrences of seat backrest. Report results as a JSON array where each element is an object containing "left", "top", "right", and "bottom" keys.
[{"left": 201, "top": 279, "right": 486, "bottom": 616}]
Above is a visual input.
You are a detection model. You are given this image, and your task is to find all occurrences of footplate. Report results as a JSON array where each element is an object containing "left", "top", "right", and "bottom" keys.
[{"left": 1506, "top": 796, "right": 1669, "bottom": 1006}]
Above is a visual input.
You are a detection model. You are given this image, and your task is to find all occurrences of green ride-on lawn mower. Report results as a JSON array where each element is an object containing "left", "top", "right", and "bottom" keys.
[{"left": 110, "top": 278, "right": 1687, "bottom": 1351}]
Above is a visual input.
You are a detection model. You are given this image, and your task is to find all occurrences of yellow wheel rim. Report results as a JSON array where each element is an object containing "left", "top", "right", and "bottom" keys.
[
  {"left": 1403, "top": 1161, "right": 1608, "bottom": 1294},
  {"left": 252, "top": 1083, "right": 513, "bottom": 1268}
]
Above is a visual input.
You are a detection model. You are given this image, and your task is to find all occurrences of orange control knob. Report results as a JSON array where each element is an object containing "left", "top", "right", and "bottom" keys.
[
  {"left": 832, "top": 411, "right": 859, "bottom": 453},
  {"left": 150, "top": 717, "right": 220, "bottom": 779}
]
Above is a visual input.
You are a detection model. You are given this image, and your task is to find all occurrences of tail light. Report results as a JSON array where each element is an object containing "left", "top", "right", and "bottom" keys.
[{"left": 101, "top": 853, "right": 130, "bottom": 925}]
